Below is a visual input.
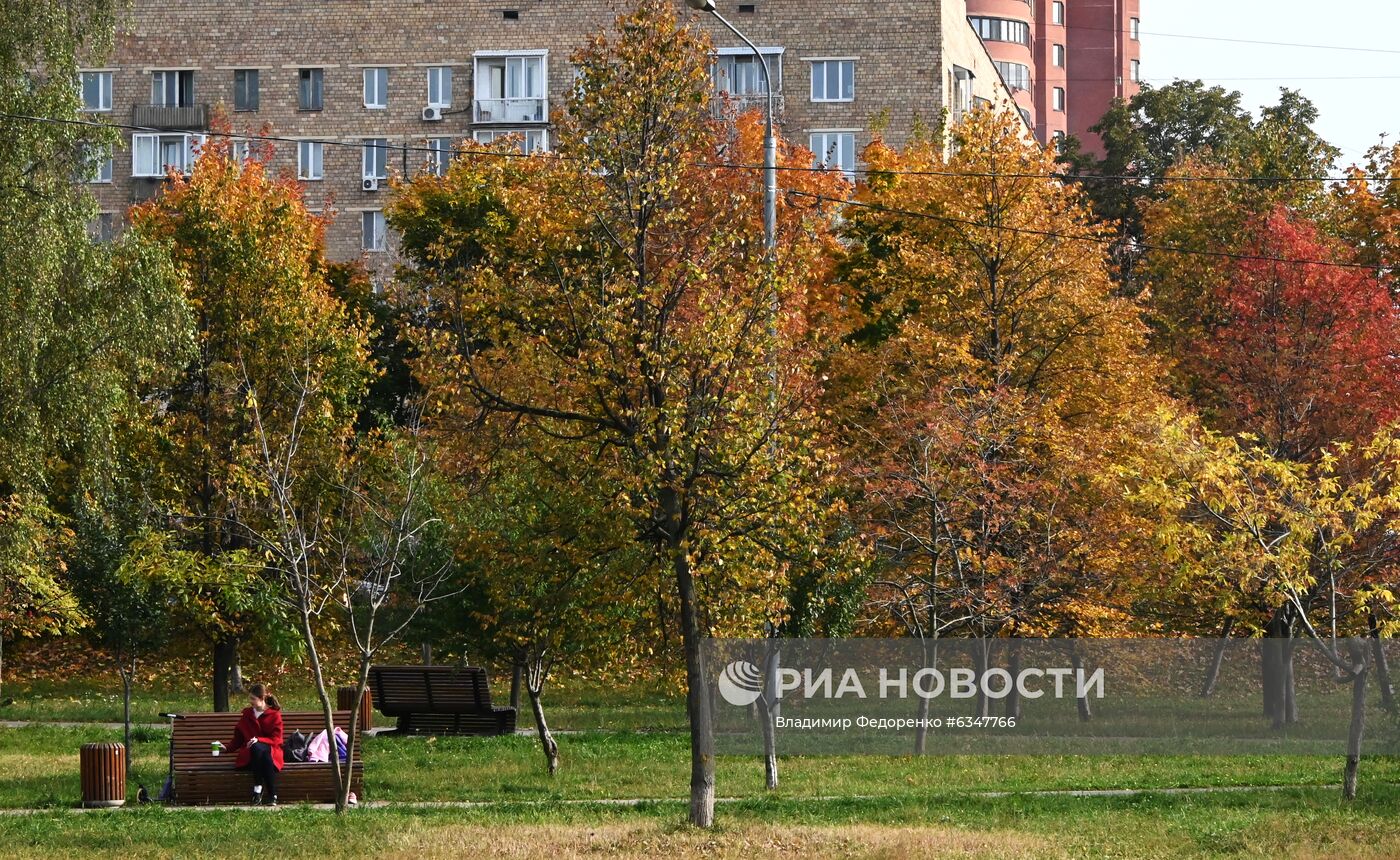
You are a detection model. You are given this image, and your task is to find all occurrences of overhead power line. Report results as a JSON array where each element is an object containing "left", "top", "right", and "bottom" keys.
[
  {"left": 6, "top": 112, "right": 1390, "bottom": 186},
  {"left": 4, "top": 111, "right": 1392, "bottom": 272},
  {"left": 785, "top": 189, "right": 1386, "bottom": 273}
]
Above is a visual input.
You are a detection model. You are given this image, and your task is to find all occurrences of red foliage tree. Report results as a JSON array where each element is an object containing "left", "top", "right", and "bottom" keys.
[{"left": 1205, "top": 206, "right": 1400, "bottom": 460}]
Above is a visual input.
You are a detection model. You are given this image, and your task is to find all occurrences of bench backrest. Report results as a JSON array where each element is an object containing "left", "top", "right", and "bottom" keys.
[
  {"left": 369, "top": 665, "right": 496, "bottom": 714},
  {"left": 170, "top": 710, "right": 359, "bottom": 768}
]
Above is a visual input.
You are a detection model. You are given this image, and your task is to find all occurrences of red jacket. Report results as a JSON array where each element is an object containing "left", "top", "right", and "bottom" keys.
[{"left": 229, "top": 706, "right": 284, "bottom": 770}]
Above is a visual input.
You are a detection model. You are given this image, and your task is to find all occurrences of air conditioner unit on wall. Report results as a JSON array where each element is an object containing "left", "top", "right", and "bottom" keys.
[
  {"left": 422, "top": 106, "right": 443, "bottom": 122},
  {"left": 362, "top": 177, "right": 379, "bottom": 192}
]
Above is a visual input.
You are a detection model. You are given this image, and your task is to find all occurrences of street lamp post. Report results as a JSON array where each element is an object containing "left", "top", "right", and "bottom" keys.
[{"left": 685, "top": 0, "right": 777, "bottom": 260}]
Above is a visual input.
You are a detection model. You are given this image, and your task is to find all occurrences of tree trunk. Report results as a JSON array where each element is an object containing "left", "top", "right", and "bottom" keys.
[
  {"left": 1343, "top": 639, "right": 1369, "bottom": 800},
  {"left": 299, "top": 608, "right": 347, "bottom": 813},
  {"left": 1282, "top": 637, "right": 1298, "bottom": 726},
  {"left": 510, "top": 656, "right": 523, "bottom": 712},
  {"left": 669, "top": 500, "right": 715, "bottom": 828},
  {"left": 1369, "top": 616, "right": 1394, "bottom": 713},
  {"left": 339, "top": 654, "right": 373, "bottom": 811},
  {"left": 528, "top": 673, "right": 559, "bottom": 776},
  {"left": 1263, "top": 610, "right": 1287, "bottom": 727},
  {"left": 121, "top": 658, "right": 134, "bottom": 778},
  {"left": 212, "top": 637, "right": 237, "bottom": 712},
  {"left": 1005, "top": 640, "right": 1022, "bottom": 720},
  {"left": 229, "top": 641, "right": 244, "bottom": 694},
  {"left": 421, "top": 643, "right": 432, "bottom": 666},
  {"left": 1201, "top": 618, "right": 1233, "bottom": 698},
  {"left": 1071, "top": 651, "right": 1092, "bottom": 722},
  {"left": 761, "top": 641, "right": 780, "bottom": 790},
  {"left": 972, "top": 639, "right": 991, "bottom": 719}
]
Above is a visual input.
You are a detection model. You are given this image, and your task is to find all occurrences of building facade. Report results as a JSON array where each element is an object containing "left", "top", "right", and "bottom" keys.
[
  {"left": 965, "top": 0, "right": 1140, "bottom": 152},
  {"left": 79, "top": 0, "right": 1024, "bottom": 265}
]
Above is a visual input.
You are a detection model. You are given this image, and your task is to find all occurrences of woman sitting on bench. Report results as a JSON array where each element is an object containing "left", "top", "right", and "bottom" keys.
[{"left": 228, "top": 682, "right": 284, "bottom": 805}]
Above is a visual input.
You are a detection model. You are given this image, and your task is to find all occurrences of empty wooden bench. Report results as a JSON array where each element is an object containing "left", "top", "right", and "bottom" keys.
[
  {"left": 170, "top": 710, "right": 364, "bottom": 805},
  {"left": 370, "top": 665, "right": 517, "bottom": 735}
]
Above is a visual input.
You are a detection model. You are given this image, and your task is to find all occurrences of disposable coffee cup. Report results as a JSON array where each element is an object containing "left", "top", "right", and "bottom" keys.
[{"left": 211, "top": 741, "right": 222, "bottom": 756}]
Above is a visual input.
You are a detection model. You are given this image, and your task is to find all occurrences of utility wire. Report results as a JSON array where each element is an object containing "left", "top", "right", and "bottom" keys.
[
  {"left": 785, "top": 189, "right": 1387, "bottom": 273},
  {"left": 6, "top": 111, "right": 1391, "bottom": 185},
  {"left": 5, "top": 111, "right": 1392, "bottom": 272}
]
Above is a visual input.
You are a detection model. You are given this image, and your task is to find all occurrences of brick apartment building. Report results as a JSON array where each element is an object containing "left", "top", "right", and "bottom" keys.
[
  {"left": 966, "top": 0, "right": 1140, "bottom": 152},
  {"left": 78, "top": 0, "right": 1025, "bottom": 265}
]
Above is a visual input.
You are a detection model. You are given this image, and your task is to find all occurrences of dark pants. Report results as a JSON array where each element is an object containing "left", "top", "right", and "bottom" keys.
[{"left": 239, "top": 742, "right": 279, "bottom": 798}]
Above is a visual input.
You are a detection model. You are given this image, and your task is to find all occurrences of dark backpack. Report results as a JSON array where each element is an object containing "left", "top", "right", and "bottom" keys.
[{"left": 285, "top": 730, "right": 310, "bottom": 763}]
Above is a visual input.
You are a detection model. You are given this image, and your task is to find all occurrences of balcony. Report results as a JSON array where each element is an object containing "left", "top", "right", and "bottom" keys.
[
  {"left": 711, "top": 91, "right": 785, "bottom": 121},
  {"left": 473, "top": 97, "right": 547, "bottom": 124},
  {"left": 131, "top": 103, "right": 209, "bottom": 130}
]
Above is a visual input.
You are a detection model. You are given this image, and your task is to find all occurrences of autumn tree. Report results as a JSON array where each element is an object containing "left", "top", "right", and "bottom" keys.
[
  {"left": 0, "top": 0, "right": 190, "bottom": 693},
  {"left": 1202, "top": 208, "right": 1400, "bottom": 462},
  {"left": 834, "top": 109, "right": 1168, "bottom": 728},
  {"left": 126, "top": 133, "right": 372, "bottom": 710},
  {"left": 390, "top": 0, "right": 852, "bottom": 826}
]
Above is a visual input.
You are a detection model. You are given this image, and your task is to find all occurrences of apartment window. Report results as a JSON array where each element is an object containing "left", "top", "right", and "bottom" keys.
[
  {"left": 810, "top": 131, "right": 856, "bottom": 179},
  {"left": 425, "top": 137, "right": 453, "bottom": 175},
  {"left": 809, "top": 59, "right": 854, "bottom": 102},
  {"left": 298, "top": 68, "right": 324, "bottom": 111},
  {"left": 83, "top": 143, "right": 113, "bottom": 183},
  {"left": 715, "top": 49, "right": 783, "bottom": 97},
  {"left": 364, "top": 67, "right": 388, "bottom": 109},
  {"left": 1052, "top": 87, "right": 1065, "bottom": 111},
  {"left": 362, "top": 138, "right": 389, "bottom": 180},
  {"left": 89, "top": 213, "right": 115, "bottom": 244},
  {"left": 132, "top": 132, "right": 204, "bottom": 177},
  {"left": 1051, "top": 2, "right": 1064, "bottom": 25},
  {"left": 969, "top": 17, "right": 1030, "bottom": 46},
  {"left": 1052, "top": 44, "right": 1065, "bottom": 67},
  {"left": 1130, "top": 60, "right": 1141, "bottom": 83},
  {"left": 80, "top": 71, "right": 112, "bottom": 112},
  {"left": 427, "top": 66, "right": 453, "bottom": 108},
  {"left": 151, "top": 70, "right": 195, "bottom": 107},
  {"left": 362, "top": 210, "right": 387, "bottom": 252},
  {"left": 473, "top": 53, "right": 547, "bottom": 122},
  {"left": 231, "top": 139, "right": 251, "bottom": 164},
  {"left": 950, "top": 66, "right": 974, "bottom": 123},
  {"left": 473, "top": 128, "right": 548, "bottom": 153},
  {"left": 233, "top": 69, "right": 259, "bottom": 111},
  {"left": 1130, "top": 17, "right": 1140, "bottom": 40},
  {"left": 994, "top": 61, "right": 1030, "bottom": 92},
  {"left": 298, "top": 140, "right": 323, "bottom": 180}
]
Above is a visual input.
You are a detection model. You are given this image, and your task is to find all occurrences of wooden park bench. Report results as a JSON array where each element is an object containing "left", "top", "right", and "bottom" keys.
[
  {"left": 169, "top": 710, "right": 364, "bottom": 805},
  {"left": 369, "top": 665, "right": 517, "bottom": 735}
]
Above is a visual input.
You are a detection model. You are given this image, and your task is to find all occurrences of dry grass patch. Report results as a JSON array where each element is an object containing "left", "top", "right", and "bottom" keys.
[{"left": 375, "top": 821, "right": 1052, "bottom": 859}]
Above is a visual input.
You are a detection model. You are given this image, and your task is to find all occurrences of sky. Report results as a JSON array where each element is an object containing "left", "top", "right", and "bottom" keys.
[{"left": 1140, "top": 1, "right": 1400, "bottom": 167}]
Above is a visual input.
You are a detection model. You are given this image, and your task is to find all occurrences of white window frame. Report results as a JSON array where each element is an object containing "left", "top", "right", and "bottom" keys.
[
  {"left": 1130, "top": 59, "right": 1141, "bottom": 83},
  {"left": 809, "top": 58, "right": 854, "bottom": 103},
  {"left": 1052, "top": 87, "right": 1065, "bottom": 112},
  {"left": 364, "top": 67, "right": 389, "bottom": 109},
  {"left": 1051, "top": 1, "right": 1064, "bottom": 25},
  {"left": 424, "top": 137, "right": 453, "bottom": 175},
  {"left": 1130, "top": 17, "right": 1140, "bottom": 40},
  {"left": 362, "top": 210, "right": 387, "bottom": 252},
  {"left": 473, "top": 51, "right": 548, "bottom": 123},
  {"left": 1052, "top": 44, "right": 1065, "bottom": 68},
  {"left": 297, "top": 140, "right": 324, "bottom": 180},
  {"left": 298, "top": 68, "right": 324, "bottom": 111},
  {"left": 84, "top": 143, "right": 113, "bottom": 183},
  {"left": 427, "top": 66, "right": 453, "bottom": 108},
  {"left": 150, "top": 69, "right": 194, "bottom": 107},
  {"left": 809, "top": 130, "right": 856, "bottom": 179},
  {"left": 131, "top": 132, "right": 205, "bottom": 177},
  {"left": 80, "top": 71, "right": 112, "bottom": 112},
  {"left": 362, "top": 138, "right": 389, "bottom": 181},
  {"left": 714, "top": 47, "right": 784, "bottom": 97},
  {"left": 473, "top": 128, "right": 549, "bottom": 153}
]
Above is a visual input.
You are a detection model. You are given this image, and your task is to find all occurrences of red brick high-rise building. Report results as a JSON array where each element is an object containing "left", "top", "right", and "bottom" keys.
[{"left": 967, "top": 0, "right": 1140, "bottom": 153}]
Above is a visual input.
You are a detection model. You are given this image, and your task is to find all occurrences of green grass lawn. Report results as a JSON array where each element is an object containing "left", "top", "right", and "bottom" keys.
[{"left": 5, "top": 674, "right": 1400, "bottom": 857}]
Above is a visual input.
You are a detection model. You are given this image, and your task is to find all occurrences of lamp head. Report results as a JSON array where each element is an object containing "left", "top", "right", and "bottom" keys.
[{"left": 685, "top": 0, "right": 716, "bottom": 11}]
